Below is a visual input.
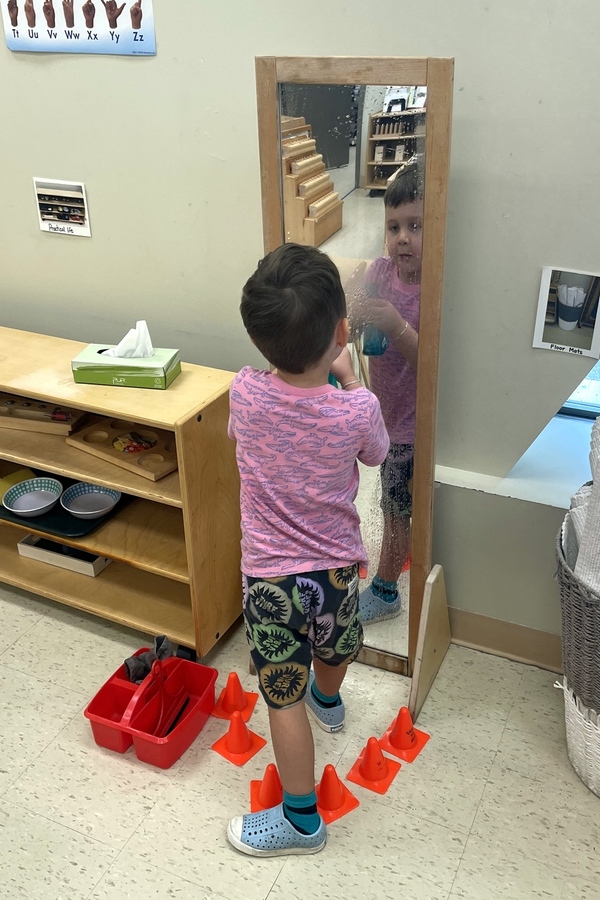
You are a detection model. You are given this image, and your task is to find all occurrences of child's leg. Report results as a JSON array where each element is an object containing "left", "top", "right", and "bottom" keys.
[
  {"left": 378, "top": 509, "right": 411, "bottom": 583},
  {"left": 360, "top": 444, "right": 412, "bottom": 624},
  {"left": 227, "top": 568, "right": 361, "bottom": 856},
  {"left": 268, "top": 701, "right": 315, "bottom": 795},
  {"left": 228, "top": 689, "right": 325, "bottom": 856},
  {"left": 359, "top": 511, "right": 409, "bottom": 623},
  {"left": 269, "top": 661, "right": 350, "bottom": 783},
  {"left": 227, "top": 572, "right": 327, "bottom": 856},
  {"left": 313, "top": 657, "right": 348, "bottom": 698}
]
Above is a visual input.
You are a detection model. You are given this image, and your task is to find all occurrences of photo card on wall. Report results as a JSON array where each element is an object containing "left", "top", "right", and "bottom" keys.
[
  {"left": 34, "top": 178, "right": 91, "bottom": 237},
  {"left": 533, "top": 266, "right": 600, "bottom": 359}
]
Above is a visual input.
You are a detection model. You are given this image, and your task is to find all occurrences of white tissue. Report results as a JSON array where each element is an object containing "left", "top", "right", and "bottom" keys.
[{"left": 104, "top": 320, "right": 154, "bottom": 358}]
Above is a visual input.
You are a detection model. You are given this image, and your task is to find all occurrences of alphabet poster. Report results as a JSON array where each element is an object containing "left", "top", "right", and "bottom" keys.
[{"left": 1, "top": 0, "right": 156, "bottom": 55}]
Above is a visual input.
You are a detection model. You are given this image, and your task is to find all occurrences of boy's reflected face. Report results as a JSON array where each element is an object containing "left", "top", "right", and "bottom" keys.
[{"left": 385, "top": 200, "right": 423, "bottom": 283}]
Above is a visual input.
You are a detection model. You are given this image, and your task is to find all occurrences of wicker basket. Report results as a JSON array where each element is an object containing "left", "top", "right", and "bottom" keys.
[
  {"left": 556, "top": 514, "right": 600, "bottom": 711},
  {"left": 559, "top": 678, "right": 600, "bottom": 799}
]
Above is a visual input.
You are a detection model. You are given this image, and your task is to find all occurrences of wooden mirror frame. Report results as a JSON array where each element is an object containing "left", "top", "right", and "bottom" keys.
[{"left": 255, "top": 56, "right": 453, "bottom": 676}]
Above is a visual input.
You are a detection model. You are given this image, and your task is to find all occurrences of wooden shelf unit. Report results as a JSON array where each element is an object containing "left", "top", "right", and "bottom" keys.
[
  {"left": 365, "top": 108, "right": 426, "bottom": 190},
  {"left": 0, "top": 327, "right": 242, "bottom": 657},
  {"left": 281, "top": 116, "right": 343, "bottom": 247}
]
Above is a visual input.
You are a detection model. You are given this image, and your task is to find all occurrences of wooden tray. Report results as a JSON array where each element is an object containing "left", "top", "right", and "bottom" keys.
[
  {"left": 65, "top": 416, "right": 178, "bottom": 482},
  {"left": 0, "top": 392, "right": 87, "bottom": 436}
]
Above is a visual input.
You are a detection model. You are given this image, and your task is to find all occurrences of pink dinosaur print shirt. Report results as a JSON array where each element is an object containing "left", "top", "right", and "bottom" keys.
[{"left": 228, "top": 367, "right": 389, "bottom": 577}]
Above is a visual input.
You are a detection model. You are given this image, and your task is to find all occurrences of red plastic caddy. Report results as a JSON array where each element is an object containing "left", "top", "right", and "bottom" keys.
[{"left": 85, "top": 649, "right": 217, "bottom": 769}]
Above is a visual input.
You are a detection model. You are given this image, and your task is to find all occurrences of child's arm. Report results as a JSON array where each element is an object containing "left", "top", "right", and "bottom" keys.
[
  {"left": 357, "top": 395, "right": 390, "bottom": 467},
  {"left": 330, "top": 347, "right": 362, "bottom": 390}
]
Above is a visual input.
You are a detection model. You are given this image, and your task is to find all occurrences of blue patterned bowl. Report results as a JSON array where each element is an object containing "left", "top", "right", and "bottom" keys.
[
  {"left": 2, "top": 477, "right": 63, "bottom": 517},
  {"left": 60, "top": 482, "right": 121, "bottom": 519}
]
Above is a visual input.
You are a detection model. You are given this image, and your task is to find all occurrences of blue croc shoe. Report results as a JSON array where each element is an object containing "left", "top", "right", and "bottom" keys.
[
  {"left": 227, "top": 803, "right": 327, "bottom": 857},
  {"left": 305, "top": 671, "right": 345, "bottom": 733},
  {"left": 359, "top": 584, "right": 401, "bottom": 624}
]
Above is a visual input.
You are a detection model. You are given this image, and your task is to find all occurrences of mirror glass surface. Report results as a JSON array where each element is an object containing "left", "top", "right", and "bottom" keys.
[{"left": 278, "top": 83, "right": 427, "bottom": 657}]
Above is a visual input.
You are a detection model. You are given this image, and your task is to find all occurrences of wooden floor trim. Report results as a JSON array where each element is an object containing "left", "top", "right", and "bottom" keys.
[{"left": 448, "top": 606, "right": 563, "bottom": 673}]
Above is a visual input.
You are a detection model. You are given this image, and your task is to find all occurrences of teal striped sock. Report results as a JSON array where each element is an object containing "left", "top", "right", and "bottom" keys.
[
  {"left": 372, "top": 575, "right": 398, "bottom": 604},
  {"left": 283, "top": 789, "right": 321, "bottom": 835},
  {"left": 311, "top": 681, "right": 341, "bottom": 709}
]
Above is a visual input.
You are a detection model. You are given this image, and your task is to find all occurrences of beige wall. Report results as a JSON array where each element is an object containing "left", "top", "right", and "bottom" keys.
[
  {"left": 2, "top": 0, "right": 598, "bottom": 636},
  {"left": 433, "top": 485, "right": 565, "bottom": 635}
]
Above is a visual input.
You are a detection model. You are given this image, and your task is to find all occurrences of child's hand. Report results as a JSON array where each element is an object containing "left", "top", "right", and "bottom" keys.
[{"left": 365, "top": 298, "right": 406, "bottom": 338}]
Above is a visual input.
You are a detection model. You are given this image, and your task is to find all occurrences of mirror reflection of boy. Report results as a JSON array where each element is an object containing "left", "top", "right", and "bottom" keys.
[
  {"left": 349, "top": 162, "right": 422, "bottom": 624},
  {"left": 227, "top": 243, "right": 389, "bottom": 857}
]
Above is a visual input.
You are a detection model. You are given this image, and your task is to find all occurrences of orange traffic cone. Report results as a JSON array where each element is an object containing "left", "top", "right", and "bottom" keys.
[
  {"left": 212, "top": 671, "right": 258, "bottom": 722},
  {"left": 379, "top": 706, "right": 429, "bottom": 763},
  {"left": 211, "top": 710, "right": 266, "bottom": 766},
  {"left": 347, "top": 736, "right": 401, "bottom": 794},
  {"left": 250, "top": 763, "right": 283, "bottom": 812},
  {"left": 316, "top": 763, "right": 360, "bottom": 823}
]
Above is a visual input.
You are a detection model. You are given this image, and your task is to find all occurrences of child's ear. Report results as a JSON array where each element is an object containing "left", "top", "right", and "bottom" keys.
[{"left": 336, "top": 317, "right": 350, "bottom": 347}]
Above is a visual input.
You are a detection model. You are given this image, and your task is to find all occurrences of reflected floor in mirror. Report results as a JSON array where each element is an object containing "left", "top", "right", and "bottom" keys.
[{"left": 321, "top": 187, "right": 383, "bottom": 259}]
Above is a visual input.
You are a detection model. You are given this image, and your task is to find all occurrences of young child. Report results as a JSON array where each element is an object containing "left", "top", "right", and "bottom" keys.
[
  {"left": 352, "top": 162, "right": 422, "bottom": 624},
  {"left": 226, "top": 243, "right": 389, "bottom": 857}
]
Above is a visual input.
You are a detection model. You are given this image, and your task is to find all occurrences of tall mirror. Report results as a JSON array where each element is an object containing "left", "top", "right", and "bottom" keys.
[{"left": 255, "top": 57, "right": 453, "bottom": 675}]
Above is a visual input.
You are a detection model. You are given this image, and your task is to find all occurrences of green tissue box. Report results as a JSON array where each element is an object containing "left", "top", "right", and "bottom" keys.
[{"left": 71, "top": 345, "right": 181, "bottom": 390}]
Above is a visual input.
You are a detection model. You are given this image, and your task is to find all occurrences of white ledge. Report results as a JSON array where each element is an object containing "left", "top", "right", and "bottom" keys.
[{"left": 436, "top": 415, "right": 593, "bottom": 510}]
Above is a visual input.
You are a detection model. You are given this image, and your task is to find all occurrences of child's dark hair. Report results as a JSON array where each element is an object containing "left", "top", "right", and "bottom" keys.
[
  {"left": 384, "top": 160, "right": 424, "bottom": 208},
  {"left": 240, "top": 243, "right": 347, "bottom": 374}
]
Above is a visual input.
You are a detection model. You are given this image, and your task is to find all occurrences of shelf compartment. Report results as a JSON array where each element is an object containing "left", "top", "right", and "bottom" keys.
[
  {"left": 0, "top": 528, "right": 195, "bottom": 647},
  {"left": 369, "top": 135, "right": 415, "bottom": 141},
  {"left": 0, "top": 428, "right": 182, "bottom": 507},
  {"left": 0, "top": 498, "right": 189, "bottom": 583},
  {"left": 372, "top": 110, "right": 424, "bottom": 118}
]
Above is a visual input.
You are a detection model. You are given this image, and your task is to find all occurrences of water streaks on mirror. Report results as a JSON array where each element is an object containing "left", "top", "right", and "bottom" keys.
[{"left": 276, "top": 82, "right": 427, "bottom": 657}]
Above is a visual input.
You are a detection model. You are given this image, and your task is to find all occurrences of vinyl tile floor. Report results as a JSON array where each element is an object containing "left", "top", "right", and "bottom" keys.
[{"left": 0, "top": 583, "right": 596, "bottom": 900}]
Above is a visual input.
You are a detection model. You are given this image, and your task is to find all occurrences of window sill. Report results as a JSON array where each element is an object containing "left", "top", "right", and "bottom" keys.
[{"left": 436, "top": 414, "right": 593, "bottom": 510}]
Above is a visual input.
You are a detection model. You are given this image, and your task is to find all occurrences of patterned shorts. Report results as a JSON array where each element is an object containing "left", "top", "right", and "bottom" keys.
[
  {"left": 243, "top": 565, "right": 363, "bottom": 710},
  {"left": 381, "top": 442, "right": 414, "bottom": 518}
]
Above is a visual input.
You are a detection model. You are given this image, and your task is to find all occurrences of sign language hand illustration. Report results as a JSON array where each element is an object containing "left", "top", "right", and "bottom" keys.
[
  {"left": 24, "top": 0, "right": 35, "bottom": 26},
  {"left": 62, "top": 0, "right": 73, "bottom": 25},
  {"left": 100, "top": 0, "right": 124, "bottom": 27},
  {"left": 7, "top": 0, "right": 18, "bottom": 25},
  {"left": 42, "top": 0, "right": 55, "bottom": 26},
  {"left": 129, "top": 0, "right": 141, "bottom": 28},
  {"left": 82, "top": 0, "right": 94, "bottom": 26}
]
